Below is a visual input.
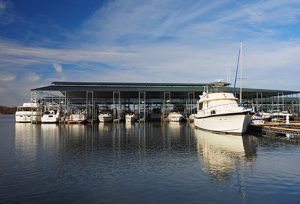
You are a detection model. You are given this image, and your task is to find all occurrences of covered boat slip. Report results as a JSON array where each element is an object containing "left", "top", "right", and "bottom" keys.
[{"left": 31, "top": 82, "right": 300, "bottom": 121}]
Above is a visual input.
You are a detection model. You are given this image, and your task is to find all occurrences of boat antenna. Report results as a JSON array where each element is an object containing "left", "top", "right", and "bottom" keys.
[
  {"left": 239, "top": 41, "right": 243, "bottom": 104},
  {"left": 233, "top": 42, "right": 241, "bottom": 97}
]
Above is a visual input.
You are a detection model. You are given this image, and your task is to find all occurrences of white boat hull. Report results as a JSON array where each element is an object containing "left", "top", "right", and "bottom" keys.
[
  {"left": 15, "top": 102, "right": 43, "bottom": 123},
  {"left": 168, "top": 113, "right": 183, "bottom": 122},
  {"left": 41, "top": 115, "right": 59, "bottom": 123},
  {"left": 194, "top": 113, "right": 252, "bottom": 134},
  {"left": 15, "top": 112, "right": 42, "bottom": 123},
  {"left": 99, "top": 114, "right": 113, "bottom": 123},
  {"left": 125, "top": 115, "right": 135, "bottom": 123},
  {"left": 66, "top": 114, "right": 87, "bottom": 124}
]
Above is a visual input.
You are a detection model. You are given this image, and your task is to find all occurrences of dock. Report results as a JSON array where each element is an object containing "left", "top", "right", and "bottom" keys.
[{"left": 250, "top": 122, "right": 300, "bottom": 144}]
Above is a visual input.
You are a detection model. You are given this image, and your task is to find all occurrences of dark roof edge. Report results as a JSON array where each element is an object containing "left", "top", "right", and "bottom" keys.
[
  {"left": 50, "top": 81, "right": 208, "bottom": 86},
  {"left": 31, "top": 81, "right": 300, "bottom": 94}
]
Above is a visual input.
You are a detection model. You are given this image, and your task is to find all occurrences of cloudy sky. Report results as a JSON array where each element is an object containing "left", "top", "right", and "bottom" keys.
[{"left": 1, "top": 0, "right": 300, "bottom": 105}]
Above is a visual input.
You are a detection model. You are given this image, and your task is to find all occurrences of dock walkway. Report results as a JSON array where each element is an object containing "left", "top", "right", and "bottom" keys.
[{"left": 250, "top": 122, "right": 300, "bottom": 144}]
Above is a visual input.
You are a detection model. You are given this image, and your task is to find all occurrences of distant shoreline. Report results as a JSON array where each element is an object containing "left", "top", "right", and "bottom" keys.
[{"left": 0, "top": 106, "right": 17, "bottom": 115}]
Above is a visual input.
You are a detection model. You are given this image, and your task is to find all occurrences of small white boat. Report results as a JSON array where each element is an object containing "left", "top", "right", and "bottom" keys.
[
  {"left": 98, "top": 112, "right": 113, "bottom": 123},
  {"left": 167, "top": 112, "right": 184, "bottom": 122},
  {"left": 261, "top": 112, "right": 271, "bottom": 121},
  {"left": 250, "top": 114, "right": 265, "bottom": 125},
  {"left": 270, "top": 111, "right": 293, "bottom": 122},
  {"left": 15, "top": 102, "right": 43, "bottom": 123},
  {"left": 125, "top": 113, "right": 136, "bottom": 123},
  {"left": 188, "top": 114, "right": 195, "bottom": 122},
  {"left": 41, "top": 110, "right": 60, "bottom": 123},
  {"left": 66, "top": 113, "right": 87, "bottom": 124}
]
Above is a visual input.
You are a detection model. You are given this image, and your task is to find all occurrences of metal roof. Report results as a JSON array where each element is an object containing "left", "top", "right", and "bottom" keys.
[
  {"left": 32, "top": 82, "right": 209, "bottom": 92},
  {"left": 31, "top": 81, "right": 300, "bottom": 99}
]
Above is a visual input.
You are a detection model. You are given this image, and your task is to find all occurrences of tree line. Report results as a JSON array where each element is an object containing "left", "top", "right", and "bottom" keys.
[{"left": 0, "top": 106, "right": 17, "bottom": 115}]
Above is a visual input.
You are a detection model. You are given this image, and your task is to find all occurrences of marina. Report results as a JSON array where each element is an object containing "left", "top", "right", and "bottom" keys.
[
  {"left": 24, "top": 81, "right": 300, "bottom": 124},
  {"left": 2, "top": 1, "right": 300, "bottom": 203},
  {"left": 12, "top": 81, "right": 300, "bottom": 141}
]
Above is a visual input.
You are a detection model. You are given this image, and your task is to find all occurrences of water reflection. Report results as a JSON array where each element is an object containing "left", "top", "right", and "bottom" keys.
[
  {"left": 7, "top": 118, "right": 300, "bottom": 203},
  {"left": 194, "top": 129, "right": 257, "bottom": 181},
  {"left": 15, "top": 122, "right": 195, "bottom": 159},
  {"left": 15, "top": 123, "right": 41, "bottom": 162}
]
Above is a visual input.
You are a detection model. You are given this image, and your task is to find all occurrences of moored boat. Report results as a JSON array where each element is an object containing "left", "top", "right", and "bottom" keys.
[
  {"left": 125, "top": 113, "right": 136, "bottom": 123},
  {"left": 65, "top": 113, "right": 87, "bottom": 124},
  {"left": 250, "top": 114, "right": 265, "bottom": 125},
  {"left": 270, "top": 110, "right": 293, "bottom": 122},
  {"left": 98, "top": 112, "right": 113, "bottom": 123},
  {"left": 41, "top": 110, "right": 60, "bottom": 123},
  {"left": 194, "top": 82, "right": 252, "bottom": 134},
  {"left": 15, "top": 102, "right": 43, "bottom": 123},
  {"left": 167, "top": 111, "right": 184, "bottom": 122}
]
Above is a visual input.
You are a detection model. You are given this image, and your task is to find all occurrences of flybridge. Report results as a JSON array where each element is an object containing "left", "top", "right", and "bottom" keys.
[{"left": 207, "top": 81, "right": 231, "bottom": 87}]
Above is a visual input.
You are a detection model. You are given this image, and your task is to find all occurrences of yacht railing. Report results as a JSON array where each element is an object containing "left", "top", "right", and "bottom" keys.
[{"left": 198, "top": 102, "right": 244, "bottom": 116}]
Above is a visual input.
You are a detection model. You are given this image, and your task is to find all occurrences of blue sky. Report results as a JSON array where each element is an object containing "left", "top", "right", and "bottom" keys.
[{"left": 1, "top": 0, "right": 300, "bottom": 105}]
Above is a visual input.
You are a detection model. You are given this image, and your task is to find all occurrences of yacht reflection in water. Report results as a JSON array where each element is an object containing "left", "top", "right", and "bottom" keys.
[
  {"left": 194, "top": 129, "right": 257, "bottom": 181},
  {"left": 15, "top": 123, "right": 41, "bottom": 161}
]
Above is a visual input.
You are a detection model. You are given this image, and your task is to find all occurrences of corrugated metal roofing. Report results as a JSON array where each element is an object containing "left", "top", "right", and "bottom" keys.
[{"left": 31, "top": 81, "right": 300, "bottom": 99}]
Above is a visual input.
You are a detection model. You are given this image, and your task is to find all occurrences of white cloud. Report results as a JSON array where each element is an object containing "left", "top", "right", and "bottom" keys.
[
  {"left": 0, "top": 0, "right": 7, "bottom": 10},
  {"left": 27, "top": 73, "right": 40, "bottom": 82},
  {"left": 1, "top": 0, "right": 300, "bottom": 105},
  {"left": 0, "top": 73, "right": 16, "bottom": 81},
  {"left": 0, "top": 0, "right": 15, "bottom": 25},
  {"left": 53, "top": 63, "right": 63, "bottom": 72}
]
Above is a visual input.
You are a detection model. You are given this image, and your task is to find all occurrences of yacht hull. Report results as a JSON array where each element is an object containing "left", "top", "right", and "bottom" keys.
[
  {"left": 167, "top": 113, "right": 184, "bottom": 122},
  {"left": 194, "top": 112, "right": 252, "bottom": 134},
  {"left": 41, "top": 116, "right": 59, "bottom": 123},
  {"left": 65, "top": 114, "right": 87, "bottom": 124},
  {"left": 125, "top": 115, "right": 135, "bottom": 123},
  {"left": 99, "top": 115, "right": 113, "bottom": 123},
  {"left": 15, "top": 113, "right": 42, "bottom": 123}
]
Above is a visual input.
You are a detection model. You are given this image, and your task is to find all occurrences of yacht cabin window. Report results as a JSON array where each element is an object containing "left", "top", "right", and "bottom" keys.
[{"left": 199, "top": 102, "right": 203, "bottom": 110}]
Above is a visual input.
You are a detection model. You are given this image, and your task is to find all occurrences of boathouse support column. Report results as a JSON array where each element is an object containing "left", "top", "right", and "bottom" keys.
[
  {"left": 163, "top": 92, "right": 171, "bottom": 118},
  {"left": 187, "top": 92, "right": 195, "bottom": 116},
  {"left": 261, "top": 92, "right": 263, "bottom": 111},
  {"left": 86, "top": 91, "right": 94, "bottom": 122},
  {"left": 138, "top": 92, "right": 146, "bottom": 120},
  {"left": 298, "top": 94, "right": 300, "bottom": 116},
  {"left": 113, "top": 92, "right": 121, "bottom": 119}
]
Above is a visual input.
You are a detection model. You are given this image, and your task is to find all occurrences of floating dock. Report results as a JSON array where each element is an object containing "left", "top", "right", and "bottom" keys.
[{"left": 250, "top": 122, "right": 300, "bottom": 144}]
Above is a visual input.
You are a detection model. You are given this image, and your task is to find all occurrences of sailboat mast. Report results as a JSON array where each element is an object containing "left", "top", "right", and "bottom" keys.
[{"left": 239, "top": 41, "right": 243, "bottom": 104}]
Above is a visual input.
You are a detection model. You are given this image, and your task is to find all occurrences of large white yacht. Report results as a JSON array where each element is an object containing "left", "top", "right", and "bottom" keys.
[
  {"left": 15, "top": 102, "right": 43, "bottom": 123},
  {"left": 194, "top": 82, "right": 252, "bottom": 134}
]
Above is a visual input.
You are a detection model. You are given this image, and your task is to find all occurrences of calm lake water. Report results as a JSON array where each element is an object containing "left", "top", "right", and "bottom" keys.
[{"left": 0, "top": 115, "right": 299, "bottom": 203}]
